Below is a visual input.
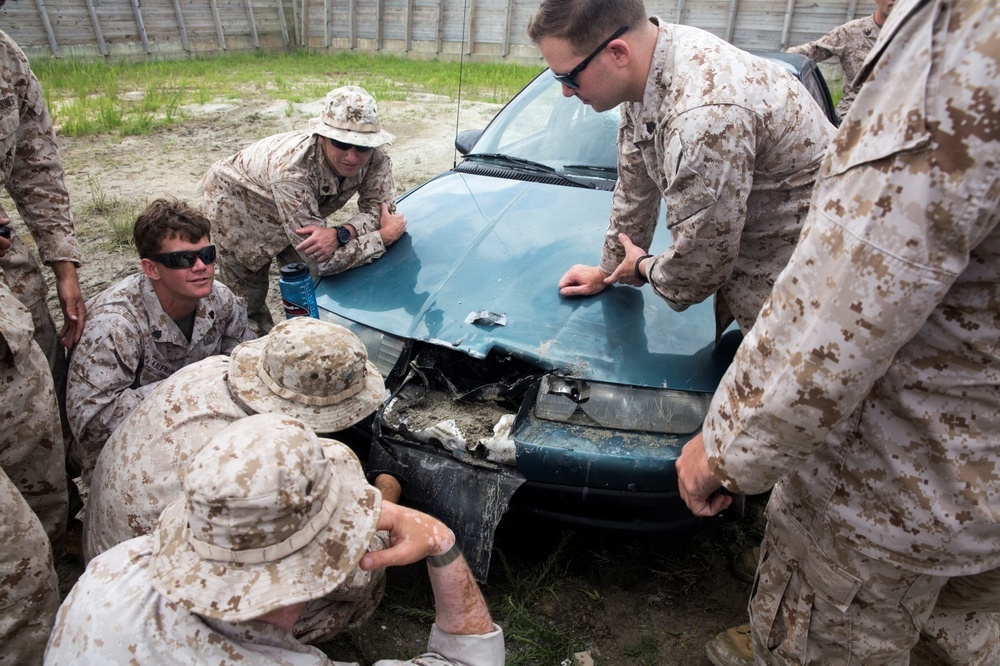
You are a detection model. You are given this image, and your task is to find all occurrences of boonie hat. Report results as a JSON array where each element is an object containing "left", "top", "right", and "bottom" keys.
[
  {"left": 310, "top": 85, "right": 395, "bottom": 148},
  {"left": 149, "top": 413, "right": 381, "bottom": 622},
  {"left": 228, "top": 318, "right": 386, "bottom": 433}
]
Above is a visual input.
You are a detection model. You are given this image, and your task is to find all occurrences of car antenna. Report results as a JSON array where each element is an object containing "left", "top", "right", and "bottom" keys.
[{"left": 453, "top": 0, "right": 469, "bottom": 168}]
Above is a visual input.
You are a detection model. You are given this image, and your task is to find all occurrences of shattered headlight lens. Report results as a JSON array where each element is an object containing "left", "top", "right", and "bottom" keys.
[
  {"left": 534, "top": 375, "right": 712, "bottom": 435},
  {"left": 317, "top": 311, "right": 405, "bottom": 378}
]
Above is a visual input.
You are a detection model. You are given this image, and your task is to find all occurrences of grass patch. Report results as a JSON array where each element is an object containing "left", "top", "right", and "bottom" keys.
[
  {"left": 34, "top": 52, "right": 543, "bottom": 138},
  {"left": 80, "top": 176, "right": 141, "bottom": 251}
]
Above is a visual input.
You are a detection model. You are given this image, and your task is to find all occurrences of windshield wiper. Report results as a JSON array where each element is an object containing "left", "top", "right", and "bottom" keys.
[
  {"left": 563, "top": 163, "right": 618, "bottom": 178},
  {"left": 465, "top": 153, "right": 596, "bottom": 189}
]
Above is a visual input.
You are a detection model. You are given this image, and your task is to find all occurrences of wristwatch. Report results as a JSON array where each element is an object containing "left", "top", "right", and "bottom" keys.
[{"left": 334, "top": 225, "right": 352, "bottom": 246}]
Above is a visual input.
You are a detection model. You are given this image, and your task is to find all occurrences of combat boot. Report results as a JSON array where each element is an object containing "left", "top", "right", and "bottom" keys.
[{"left": 705, "top": 623, "right": 753, "bottom": 666}]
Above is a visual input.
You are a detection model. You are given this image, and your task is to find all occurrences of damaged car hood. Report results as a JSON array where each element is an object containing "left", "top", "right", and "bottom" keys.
[{"left": 315, "top": 170, "right": 733, "bottom": 392}]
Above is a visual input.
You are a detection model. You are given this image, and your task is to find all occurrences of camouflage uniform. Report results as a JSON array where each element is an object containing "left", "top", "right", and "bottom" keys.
[
  {"left": 604, "top": 19, "right": 835, "bottom": 335},
  {"left": 47, "top": 536, "right": 502, "bottom": 665},
  {"left": 0, "top": 30, "right": 80, "bottom": 371},
  {"left": 83, "top": 356, "right": 386, "bottom": 644},
  {"left": 702, "top": 0, "right": 1000, "bottom": 661},
  {"left": 787, "top": 15, "right": 881, "bottom": 119},
  {"left": 0, "top": 272, "right": 67, "bottom": 551},
  {"left": 65, "top": 273, "right": 252, "bottom": 480},
  {"left": 199, "top": 130, "right": 396, "bottom": 333},
  {"left": 0, "top": 465, "right": 59, "bottom": 666}
]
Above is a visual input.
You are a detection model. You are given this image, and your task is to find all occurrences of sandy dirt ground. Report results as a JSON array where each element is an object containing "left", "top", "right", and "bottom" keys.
[{"left": 14, "top": 92, "right": 931, "bottom": 665}]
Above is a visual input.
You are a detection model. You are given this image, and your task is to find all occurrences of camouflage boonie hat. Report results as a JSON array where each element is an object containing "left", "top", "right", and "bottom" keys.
[
  {"left": 149, "top": 413, "right": 381, "bottom": 622},
  {"left": 228, "top": 318, "right": 386, "bottom": 433},
  {"left": 310, "top": 85, "right": 395, "bottom": 148}
]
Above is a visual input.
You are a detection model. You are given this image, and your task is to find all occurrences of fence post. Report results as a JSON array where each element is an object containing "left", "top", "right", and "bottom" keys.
[
  {"left": 779, "top": 0, "right": 795, "bottom": 49},
  {"left": 376, "top": 0, "right": 384, "bottom": 51},
  {"left": 208, "top": 0, "right": 228, "bottom": 49},
  {"left": 435, "top": 0, "right": 444, "bottom": 54},
  {"left": 464, "top": 0, "right": 475, "bottom": 55},
  {"left": 349, "top": 0, "right": 356, "bottom": 48},
  {"left": 275, "top": 0, "right": 289, "bottom": 47},
  {"left": 245, "top": 0, "right": 260, "bottom": 48},
  {"left": 502, "top": 0, "right": 514, "bottom": 57},
  {"left": 83, "top": 0, "right": 109, "bottom": 56},
  {"left": 725, "top": 0, "right": 739, "bottom": 43},
  {"left": 129, "top": 0, "right": 152, "bottom": 53},
  {"left": 675, "top": 0, "right": 687, "bottom": 25},
  {"left": 33, "top": 0, "right": 59, "bottom": 55},
  {"left": 405, "top": 0, "right": 413, "bottom": 52}
]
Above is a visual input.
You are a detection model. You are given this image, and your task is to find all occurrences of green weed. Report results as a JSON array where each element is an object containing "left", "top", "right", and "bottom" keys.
[
  {"left": 32, "top": 52, "right": 543, "bottom": 138},
  {"left": 81, "top": 177, "right": 139, "bottom": 251}
]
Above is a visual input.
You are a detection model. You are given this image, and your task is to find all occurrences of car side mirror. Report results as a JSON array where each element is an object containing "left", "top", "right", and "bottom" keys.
[{"left": 455, "top": 129, "right": 484, "bottom": 155}]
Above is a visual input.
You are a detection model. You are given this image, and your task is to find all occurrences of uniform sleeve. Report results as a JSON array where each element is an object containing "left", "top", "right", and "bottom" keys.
[
  {"left": 598, "top": 109, "right": 662, "bottom": 272},
  {"left": 787, "top": 22, "right": 856, "bottom": 66},
  {"left": 3, "top": 53, "right": 80, "bottom": 266},
  {"left": 214, "top": 285, "right": 254, "bottom": 353},
  {"left": 316, "top": 151, "right": 397, "bottom": 276},
  {"left": 371, "top": 624, "right": 505, "bottom": 666},
  {"left": 642, "top": 106, "right": 756, "bottom": 313},
  {"left": 786, "top": 40, "right": 835, "bottom": 63},
  {"left": 701, "top": 129, "right": 996, "bottom": 494},
  {"left": 270, "top": 178, "right": 332, "bottom": 247},
  {"left": 66, "top": 312, "right": 158, "bottom": 474}
]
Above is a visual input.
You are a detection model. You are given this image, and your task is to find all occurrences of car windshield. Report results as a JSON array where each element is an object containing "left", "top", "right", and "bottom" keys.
[{"left": 467, "top": 72, "right": 620, "bottom": 176}]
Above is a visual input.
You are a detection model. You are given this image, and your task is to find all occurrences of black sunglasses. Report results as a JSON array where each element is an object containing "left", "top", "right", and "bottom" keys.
[
  {"left": 552, "top": 25, "right": 629, "bottom": 90},
  {"left": 148, "top": 245, "right": 217, "bottom": 269},
  {"left": 329, "top": 138, "right": 374, "bottom": 153}
]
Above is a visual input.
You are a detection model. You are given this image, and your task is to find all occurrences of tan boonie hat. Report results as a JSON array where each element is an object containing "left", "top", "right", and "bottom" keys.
[
  {"left": 228, "top": 318, "right": 386, "bottom": 433},
  {"left": 149, "top": 413, "right": 381, "bottom": 622},
  {"left": 310, "top": 85, "right": 395, "bottom": 148}
]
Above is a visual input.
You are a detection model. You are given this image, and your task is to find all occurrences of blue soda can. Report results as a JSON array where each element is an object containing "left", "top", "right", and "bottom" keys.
[{"left": 278, "top": 262, "right": 319, "bottom": 319}]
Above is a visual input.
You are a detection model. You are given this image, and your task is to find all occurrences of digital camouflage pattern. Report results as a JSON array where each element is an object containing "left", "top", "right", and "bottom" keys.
[
  {"left": 0, "top": 273, "right": 67, "bottom": 551},
  {"left": 0, "top": 466, "right": 58, "bottom": 666},
  {"left": 83, "top": 358, "right": 386, "bottom": 643},
  {"left": 199, "top": 130, "right": 396, "bottom": 275},
  {"left": 604, "top": 19, "right": 835, "bottom": 334},
  {"left": 787, "top": 14, "right": 880, "bottom": 120},
  {"left": 65, "top": 273, "right": 252, "bottom": 480},
  {"left": 148, "top": 415, "right": 381, "bottom": 621},
  {"left": 46, "top": 536, "right": 503, "bottom": 666},
  {"left": 311, "top": 86, "right": 396, "bottom": 148},
  {"left": 199, "top": 130, "right": 397, "bottom": 332},
  {"left": 702, "top": 0, "right": 1000, "bottom": 659},
  {"left": 0, "top": 30, "right": 80, "bottom": 368}
]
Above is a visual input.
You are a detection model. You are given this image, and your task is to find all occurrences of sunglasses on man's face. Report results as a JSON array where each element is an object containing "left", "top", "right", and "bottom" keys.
[
  {"left": 329, "top": 138, "right": 374, "bottom": 153},
  {"left": 551, "top": 25, "right": 629, "bottom": 90},
  {"left": 148, "top": 245, "right": 217, "bottom": 269}
]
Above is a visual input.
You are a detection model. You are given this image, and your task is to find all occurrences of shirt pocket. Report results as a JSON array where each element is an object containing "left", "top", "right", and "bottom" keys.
[{"left": 0, "top": 101, "right": 18, "bottom": 177}]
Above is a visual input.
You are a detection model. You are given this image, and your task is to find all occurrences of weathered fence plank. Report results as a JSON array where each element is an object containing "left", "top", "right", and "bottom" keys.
[{"left": 2, "top": 0, "right": 870, "bottom": 62}]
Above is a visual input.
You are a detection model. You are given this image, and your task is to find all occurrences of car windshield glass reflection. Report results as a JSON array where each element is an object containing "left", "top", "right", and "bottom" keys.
[{"left": 468, "top": 74, "right": 620, "bottom": 174}]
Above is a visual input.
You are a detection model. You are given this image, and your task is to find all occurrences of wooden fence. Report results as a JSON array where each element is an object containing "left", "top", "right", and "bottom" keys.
[{"left": 1, "top": 0, "right": 874, "bottom": 68}]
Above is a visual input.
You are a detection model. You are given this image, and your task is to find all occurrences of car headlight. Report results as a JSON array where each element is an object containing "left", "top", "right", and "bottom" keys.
[
  {"left": 534, "top": 375, "right": 712, "bottom": 435},
  {"left": 316, "top": 311, "right": 406, "bottom": 378}
]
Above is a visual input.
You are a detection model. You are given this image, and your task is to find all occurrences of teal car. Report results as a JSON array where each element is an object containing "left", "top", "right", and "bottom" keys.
[{"left": 315, "top": 55, "right": 836, "bottom": 580}]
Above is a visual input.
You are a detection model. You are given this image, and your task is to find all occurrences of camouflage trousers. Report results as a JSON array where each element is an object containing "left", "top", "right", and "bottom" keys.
[
  {"left": 0, "top": 336, "right": 69, "bottom": 556},
  {"left": 750, "top": 499, "right": 1000, "bottom": 665},
  {"left": 216, "top": 244, "right": 306, "bottom": 337},
  {"left": 0, "top": 233, "right": 68, "bottom": 387},
  {"left": 0, "top": 466, "right": 59, "bottom": 666}
]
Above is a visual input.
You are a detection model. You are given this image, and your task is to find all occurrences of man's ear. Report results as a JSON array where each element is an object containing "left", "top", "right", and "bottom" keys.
[
  {"left": 607, "top": 39, "right": 631, "bottom": 68},
  {"left": 141, "top": 257, "right": 161, "bottom": 281}
]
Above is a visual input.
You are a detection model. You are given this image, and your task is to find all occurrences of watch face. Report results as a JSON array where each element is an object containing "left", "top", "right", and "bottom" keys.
[{"left": 336, "top": 226, "right": 351, "bottom": 245}]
